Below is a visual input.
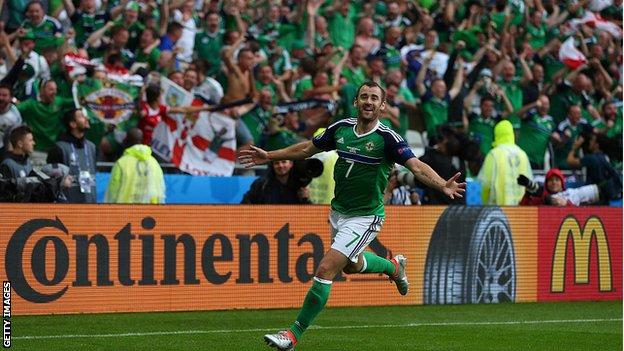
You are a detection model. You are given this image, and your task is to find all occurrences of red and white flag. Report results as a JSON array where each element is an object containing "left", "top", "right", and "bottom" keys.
[
  {"left": 559, "top": 37, "right": 587, "bottom": 70},
  {"left": 570, "top": 11, "right": 622, "bottom": 38},
  {"left": 151, "top": 77, "right": 237, "bottom": 176}
]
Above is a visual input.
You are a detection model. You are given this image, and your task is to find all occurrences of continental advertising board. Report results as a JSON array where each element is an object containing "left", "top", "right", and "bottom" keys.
[{"left": 0, "top": 205, "right": 620, "bottom": 315}]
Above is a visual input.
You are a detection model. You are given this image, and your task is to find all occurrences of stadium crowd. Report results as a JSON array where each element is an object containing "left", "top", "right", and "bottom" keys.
[{"left": 0, "top": 0, "right": 621, "bottom": 205}]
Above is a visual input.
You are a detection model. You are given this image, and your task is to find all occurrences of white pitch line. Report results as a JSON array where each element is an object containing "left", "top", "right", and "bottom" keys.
[{"left": 13, "top": 318, "right": 622, "bottom": 340}]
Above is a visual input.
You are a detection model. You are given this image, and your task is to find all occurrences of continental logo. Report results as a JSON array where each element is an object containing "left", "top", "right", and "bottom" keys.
[
  {"left": 551, "top": 216, "right": 612, "bottom": 293},
  {"left": 4, "top": 217, "right": 337, "bottom": 304}
]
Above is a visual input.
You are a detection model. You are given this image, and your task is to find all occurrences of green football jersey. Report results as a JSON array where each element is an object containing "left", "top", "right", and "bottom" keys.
[{"left": 312, "top": 118, "right": 415, "bottom": 217}]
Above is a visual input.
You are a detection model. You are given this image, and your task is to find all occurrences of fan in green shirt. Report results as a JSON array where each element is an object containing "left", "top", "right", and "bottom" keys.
[
  {"left": 63, "top": 0, "right": 110, "bottom": 48},
  {"left": 325, "top": 2, "right": 356, "bottom": 49},
  {"left": 595, "top": 101, "right": 623, "bottom": 139},
  {"left": 22, "top": 1, "right": 64, "bottom": 54},
  {"left": 341, "top": 45, "right": 367, "bottom": 88},
  {"left": 240, "top": 91, "right": 274, "bottom": 145},
  {"left": 194, "top": 13, "right": 225, "bottom": 78},
  {"left": 416, "top": 52, "right": 464, "bottom": 141},
  {"left": 525, "top": 11, "right": 547, "bottom": 49},
  {"left": 497, "top": 62, "right": 524, "bottom": 129},
  {"left": 17, "top": 80, "right": 75, "bottom": 153},
  {"left": 468, "top": 97, "right": 500, "bottom": 156},
  {"left": 112, "top": 2, "right": 144, "bottom": 52},
  {"left": 134, "top": 28, "right": 161, "bottom": 72},
  {"left": 549, "top": 76, "right": 590, "bottom": 124},
  {"left": 517, "top": 96, "right": 556, "bottom": 169}
]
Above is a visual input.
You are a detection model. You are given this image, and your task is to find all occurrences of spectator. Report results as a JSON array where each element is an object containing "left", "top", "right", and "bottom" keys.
[
  {"left": 221, "top": 39, "right": 255, "bottom": 104},
  {"left": 138, "top": 83, "right": 212, "bottom": 146},
  {"left": 171, "top": 0, "right": 198, "bottom": 64},
  {"left": 414, "top": 126, "right": 467, "bottom": 205},
  {"left": 47, "top": 108, "right": 97, "bottom": 203},
  {"left": 342, "top": 44, "right": 367, "bottom": 88},
  {"left": 0, "top": 83, "right": 22, "bottom": 156},
  {"left": 549, "top": 73, "right": 594, "bottom": 124},
  {"left": 12, "top": 31, "right": 51, "bottom": 100},
  {"left": 552, "top": 104, "right": 588, "bottom": 169},
  {"left": 416, "top": 50, "right": 464, "bottom": 142},
  {"left": 465, "top": 96, "right": 501, "bottom": 156},
  {"left": 159, "top": 22, "right": 184, "bottom": 56},
  {"left": 495, "top": 59, "right": 527, "bottom": 130},
  {"left": 325, "top": 1, "right": 356, "bottom": 50},
  {"left": 0, "top": 125, "right": 34, "bottom": 178},
  {"left": 62, "top": 0, "right": 110, "bottom": 48},
  {"left": 105, "top": 128, "right": 165, "bottom": 203},
  {"left": 567, "top": 133, "right": 623, "bottom": 204},
  {"left": 519, "top": 168, "right": 568, "bottom": 206},
  {"left": 241, "top": 159, "right": 311, "bottom": 204},
  {"left": 384, "top": 168, "right": 420, "bottom": 205},
  {"left": 194, "top": 12, "right": 225, "bottom": 77},
  {"left": 355, "top": 17, "right": 380, "bottom": 55},
  {"left": 517, "top": 95, "right": 556, "bottom": 169},
  {"left": 239, "top": 89, "right": 274, "bottom": 145},
  {"left": 135, "top": 27, "right": 162, "bottom": 72},
  {"left": 22, "top": 0, "right": 63, "bottom": 53},
  {"left": 17, "top": 79, "right": 74, "bottom": 165},
  {"left": 522, "top": 63, "right": 545, "bottom": 105},
  {"left": 114, "top": 1, "right": 144, "bottom": 52},
  {"left": 478, "top": 120, "right": 532, "bottom": 205},
  {"left": 384, "top": 1, "right": 411, "bottom": 29},
  {"left": 518, "top": 169, "right": 609, "bottom": 206}
]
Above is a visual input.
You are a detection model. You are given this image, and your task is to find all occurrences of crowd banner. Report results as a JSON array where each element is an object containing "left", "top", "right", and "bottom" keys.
[
  {"left": 152, "top": 78, "right": 237, "bottom": 176},
  {"left": 74, "top": 79, "right": 139, "bottom": 125},
  {"left": 0, "top": 205, "right": 620, "bottom": 315}
]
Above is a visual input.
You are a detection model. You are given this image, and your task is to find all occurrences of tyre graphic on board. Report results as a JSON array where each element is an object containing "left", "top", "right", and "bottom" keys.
[{"left": 423, "top": 206, "right": 516, "bottom": 304}]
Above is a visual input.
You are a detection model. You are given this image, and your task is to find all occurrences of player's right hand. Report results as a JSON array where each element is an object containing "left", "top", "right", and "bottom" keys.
[{"left": 238, "top": 145, "right": 270, "bottom": 168}]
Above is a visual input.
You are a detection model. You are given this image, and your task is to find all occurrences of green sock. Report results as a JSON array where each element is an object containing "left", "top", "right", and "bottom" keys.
[
  {"left": 361, "top": 252, "right": 396, "bottom": 276},
  {"left": 289, "top": 278, "right": 332, "bottom": 340}
]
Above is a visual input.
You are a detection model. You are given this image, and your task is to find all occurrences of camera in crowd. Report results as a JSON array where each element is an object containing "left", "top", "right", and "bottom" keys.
[
  {"left": 0, "top": 164, "right": 69, "bottom": 203},
  {"left": 517, "top": 174, "right": 540, "bottom": 195},
  {"left": 288, "top": 159, "right": 323, "bottom": 189}
]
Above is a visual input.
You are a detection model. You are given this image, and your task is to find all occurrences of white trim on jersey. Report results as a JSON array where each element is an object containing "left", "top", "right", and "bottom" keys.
[
  {"left": 327, "top": 118, "right": 356, "bottom": 130},
  {"left": 353, "top": 120, "right": 380, "bottom": 138},
  {"left": 378, "top": 124, "right": 403, "bottom": 142}
]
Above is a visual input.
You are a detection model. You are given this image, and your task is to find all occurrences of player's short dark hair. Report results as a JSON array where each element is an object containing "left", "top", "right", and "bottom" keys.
[
  {"left": 9, "top": 125, "right": 32, "bottom": 148},
  {"left": 356, "top": 81, "right": 386, "bottom": 102}
]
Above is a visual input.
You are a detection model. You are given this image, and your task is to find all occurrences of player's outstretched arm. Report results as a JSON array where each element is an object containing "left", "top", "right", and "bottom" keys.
[
  {"left": 404, "top": 157, "right": 466, "bottom": 199},
  {"left": 239, "top": 141, "right": 321, "bottom": 168}
]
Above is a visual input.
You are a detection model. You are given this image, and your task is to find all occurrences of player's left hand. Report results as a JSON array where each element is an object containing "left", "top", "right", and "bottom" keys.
[
  {"left": 238, "top": 145, "right": 270, "bottom": 168},
  {"left": 442, "top": 172, "right": 466, "bottom": 199}
]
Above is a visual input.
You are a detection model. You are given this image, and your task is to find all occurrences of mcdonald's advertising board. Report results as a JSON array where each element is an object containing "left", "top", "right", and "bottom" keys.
[
  {"left": 0, "top": 205, "right": 620, "bottom": 315},
  {"left": 537, "top": 207, "right": 622, "bottom": 301}
]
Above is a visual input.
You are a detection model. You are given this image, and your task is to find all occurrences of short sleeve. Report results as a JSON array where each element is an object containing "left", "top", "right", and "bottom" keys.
[
  {"left": 381, "top": 129, "right": 415, "bottom": 165},
  {"left": 312, "top": 122, "right": 340, "bottom": 151}
]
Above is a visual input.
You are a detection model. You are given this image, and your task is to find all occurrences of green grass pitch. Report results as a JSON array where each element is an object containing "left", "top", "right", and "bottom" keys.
[{"left": 11, "top": 301, "right": 622, "bottom": 350}]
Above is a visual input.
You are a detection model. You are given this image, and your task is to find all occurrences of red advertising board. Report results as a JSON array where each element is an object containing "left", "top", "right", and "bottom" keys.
[{"left": 538, "top": 207, "right": 622, "bottom": 301}]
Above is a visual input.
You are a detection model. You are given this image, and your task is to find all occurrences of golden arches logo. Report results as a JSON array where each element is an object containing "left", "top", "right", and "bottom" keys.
[{"left": 551, "top": 216, "right": 612, "bottom": 293}]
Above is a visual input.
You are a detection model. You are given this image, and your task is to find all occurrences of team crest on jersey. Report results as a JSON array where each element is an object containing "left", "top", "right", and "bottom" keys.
[
  {"left": 337, "top": 137, "right": 344, "bottom": 144},
  {"left": 365, "top": 141, "right": 375, "bottom": 151}
]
